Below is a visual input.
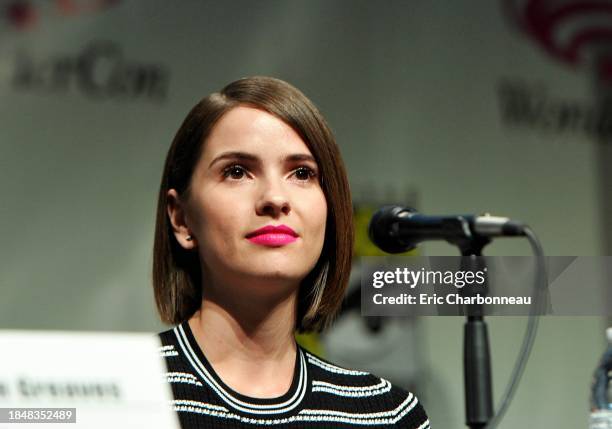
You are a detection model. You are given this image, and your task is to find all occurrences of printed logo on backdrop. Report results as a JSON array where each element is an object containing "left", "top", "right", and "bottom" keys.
[
  {"left": 505, "top": 0, "right": 612, "bottom": 83},
  {"left": 498, "top": 78, "right": 612, "bottom": 141},
  {"left": 500, "top": 0, "right": 612, "bottom": 142},
  {"left": 3, "top": 1, "right": 169, "bottom": 103},
  {"left": 12, "top": 40, "right": 170, "bottom": 102}
]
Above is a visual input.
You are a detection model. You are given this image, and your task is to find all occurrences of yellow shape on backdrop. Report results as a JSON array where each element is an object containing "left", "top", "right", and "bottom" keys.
[{"left": 295, "top": 332, "right": 324, "bottom": 357}]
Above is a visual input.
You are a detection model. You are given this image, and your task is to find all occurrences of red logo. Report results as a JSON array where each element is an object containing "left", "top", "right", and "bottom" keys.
[
  {"left": 5, "top": 0, "right": 121, "bottom": 31},
  {"left": 506, "top": 0, "right": 612, "bottom": 82}
]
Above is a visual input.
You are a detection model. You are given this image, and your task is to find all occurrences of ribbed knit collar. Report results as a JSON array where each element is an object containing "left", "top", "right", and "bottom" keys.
[{"left": 172, "top": 321, "right": 309, "bottom": 415}]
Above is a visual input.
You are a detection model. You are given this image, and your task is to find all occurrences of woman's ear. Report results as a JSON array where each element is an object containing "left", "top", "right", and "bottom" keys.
[{"left": 167, "top": 189, "right": 197, "bottom": 250}]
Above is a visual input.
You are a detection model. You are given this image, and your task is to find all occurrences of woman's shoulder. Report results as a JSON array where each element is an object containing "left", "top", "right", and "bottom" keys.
[
  {"left": 300, "top": 346, "right": 430, "bottom": 428},
  {"left": 157, "top": 325, "right": 176, "bottom": 344},
  {"left": 157, "top": 325, "right": 179, "bottom": 355}
]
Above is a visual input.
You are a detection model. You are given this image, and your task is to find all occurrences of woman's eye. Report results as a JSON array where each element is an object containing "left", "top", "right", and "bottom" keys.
[
  {"left": 222, "top": 165, "right": 247, "bottom": 180},
  {"left": 294, "top": 167, "right": 316, "bottom": 181}
]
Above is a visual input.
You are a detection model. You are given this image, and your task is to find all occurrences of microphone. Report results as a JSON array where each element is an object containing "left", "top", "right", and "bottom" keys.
[{"left": 368, "top": 206, "right": 525, "bottom": 253}]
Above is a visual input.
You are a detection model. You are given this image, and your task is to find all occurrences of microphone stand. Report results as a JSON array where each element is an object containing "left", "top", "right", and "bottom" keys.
[{"left": 450, "top": 224, "right": 494, "bottom": 429}]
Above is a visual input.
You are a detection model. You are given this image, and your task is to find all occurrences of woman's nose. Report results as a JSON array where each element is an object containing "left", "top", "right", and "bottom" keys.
[{"left": 255, "top": 179, "right": 291, "bottom": 218}]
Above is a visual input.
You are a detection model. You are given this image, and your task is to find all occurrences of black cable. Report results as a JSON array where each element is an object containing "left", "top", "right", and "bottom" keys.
[{"left": 484, "top": 226, "right": 547, "bottom": 428}]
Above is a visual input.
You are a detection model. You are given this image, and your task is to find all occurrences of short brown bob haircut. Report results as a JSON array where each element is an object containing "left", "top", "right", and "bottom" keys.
[{"left": 152, "top": 76, "right": 354, "bottom": 332}]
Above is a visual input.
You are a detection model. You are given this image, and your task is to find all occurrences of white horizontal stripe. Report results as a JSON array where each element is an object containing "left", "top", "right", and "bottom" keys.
[
  {"left": 171, "top": 399, "right": 228, "bottom": 412},
  {"left": 306, "top": 353, "right": 369, "bottom": 375},
  {"left": 165, "top": 371, "right": 199, "bottom": 380},
  {"left": 311, "top": 379, "right": 391, "bottom": 397},
  {"left": 167, "top": 377, "right": 202, "bottom": 387},
  {"left": 159, "top": 345, "right": 175, "bottom": 351},
  {"left": 312, "top": 379, "right": 388, "bottom": 392},
  {"left": 174, "top": 394, "right": 423, "bottom": 426},
  {"left": 312, "top": 388, "right": 389, "bottom": 398},
  {"left": 166, "top": 372, "right": 203, "bottom": 387},
  {"left": 301, "top": 392, "right": 414, "bottom": 418},
  {"left": 312, "top": 386, "right": 391, "bottom": 398}
]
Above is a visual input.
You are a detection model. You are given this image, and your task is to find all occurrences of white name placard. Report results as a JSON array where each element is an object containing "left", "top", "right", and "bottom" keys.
[{"left": 0, "top": 330, "right": 179, "bottom": 428}]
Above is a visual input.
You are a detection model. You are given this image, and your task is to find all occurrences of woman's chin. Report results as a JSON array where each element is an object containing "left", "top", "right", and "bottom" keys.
[{"left": 232, "top": 267, "right": 304, "bottom": 292}]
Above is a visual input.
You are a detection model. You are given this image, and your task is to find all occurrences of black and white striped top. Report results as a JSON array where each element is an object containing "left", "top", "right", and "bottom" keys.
[{"left": 159, "top": 322, "right": 430, "bottom": 428}]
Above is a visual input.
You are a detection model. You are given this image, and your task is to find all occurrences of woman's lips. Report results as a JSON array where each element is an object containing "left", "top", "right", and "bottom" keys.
[
  {"left": 246, "top": 224, "right": 298, "bottom": 247},
  {"left": 247, "top": 233, "right": 298, "bottom": 246}
]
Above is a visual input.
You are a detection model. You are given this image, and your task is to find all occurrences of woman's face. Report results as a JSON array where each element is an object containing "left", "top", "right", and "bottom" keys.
[{"left": 171, "top": 106, "right": 327, "bottom": 298}]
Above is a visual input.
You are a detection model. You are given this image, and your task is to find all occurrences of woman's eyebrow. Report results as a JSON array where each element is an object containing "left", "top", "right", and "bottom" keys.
[
  {"left": 208, "top": 151, "right": 258, "bottom": 168},
  {"left": 284, "top": 154, "right": 317, "bottom": 164},
  {"left": 209, "top": 152, "right": 317, "bottom": 168}
]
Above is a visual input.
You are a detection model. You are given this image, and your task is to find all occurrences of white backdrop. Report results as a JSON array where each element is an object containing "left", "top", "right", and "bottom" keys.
[{"left": 0, "top": 1, "right": 606, "bottom": 427}]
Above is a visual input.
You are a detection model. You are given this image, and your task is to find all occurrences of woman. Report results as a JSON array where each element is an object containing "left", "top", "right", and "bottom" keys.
[{"left": 154, "top": 76, "right": 429, "bottom": 428}]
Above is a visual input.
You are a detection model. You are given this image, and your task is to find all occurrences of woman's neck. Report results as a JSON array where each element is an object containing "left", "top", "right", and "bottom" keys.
[{"left": 187, "top": 285, "right": 299, "bottom": 398}]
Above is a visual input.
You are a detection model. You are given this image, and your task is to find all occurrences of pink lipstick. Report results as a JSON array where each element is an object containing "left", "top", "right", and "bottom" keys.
[{"left": 246, "top": 225, "right": 298, "bottom": 247}]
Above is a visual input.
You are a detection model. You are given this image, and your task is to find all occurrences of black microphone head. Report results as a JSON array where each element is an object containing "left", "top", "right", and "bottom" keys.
[{"left": 368, "top": 205, "right": 417, "bottom": 254}]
